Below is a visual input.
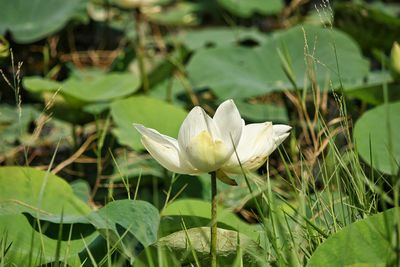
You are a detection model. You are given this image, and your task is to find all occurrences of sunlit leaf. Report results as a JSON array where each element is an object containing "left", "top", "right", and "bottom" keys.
[
  {"left": 111, "top": 96, "right": 187, "bottom": 150},
  {"left": 353, "top": 101, "right": 400, "bottom": 175},
  {"left": 161, "top": 199, "right": 261, "bottom": 241},
  {"left": 0, "top": 0, "right": 86, "bottom": 43},
  {"left": 24, "top": 72, "right": 141, "bottom": 103},
  {"left": 307, "top": 208, "right": 400, "bottom": 267},
  {"left": 175, "top": 27, "right": 266, "bottom": 51},
  {"left": 187, "top": 25, "right": 369, "bottom": 99},
  {"left": 136, "top": 227, "right": 265, "bottom": 266},
  {"left": 0, "top": 166, "right": 96, "bottom": 266}
]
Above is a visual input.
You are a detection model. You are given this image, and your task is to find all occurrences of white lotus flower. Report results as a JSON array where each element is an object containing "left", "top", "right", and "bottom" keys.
[{"left": 133, "top": 99, "right": 291, "bottom": 177}]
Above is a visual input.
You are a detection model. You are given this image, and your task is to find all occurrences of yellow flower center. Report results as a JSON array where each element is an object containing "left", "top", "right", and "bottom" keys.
[{"left": 186, "top": 130, "right": 228, "bottom": 172}]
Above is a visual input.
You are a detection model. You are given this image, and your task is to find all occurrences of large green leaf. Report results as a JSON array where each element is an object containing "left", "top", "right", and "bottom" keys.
[
  {"left": 343, "top": 71, "right": 398, "bottom": 105},
  {"left": 235, "top": 101, "right": 288, "bottom": 123},
  {"left": 23, "top": 199, "right": 160, "bottom": 262},
  {"left": 24, "top": 72, "right": 141, "bottom": 104},
  {"left": 187, "top": 25, "right": 369, "bottom": 99},
  {"left": 218, "top": 0, "right": 283, "bottom": 17},
  {"left": 0, "top": 0, "right": 86, "bottom": 43},
  {"left": 89, "top": 200, "right": 159, "bottom": 247},
  {"left": 307, "top": 208, "right": 400, "bottom": 267},
  {"left": 0, "top": 166, "right": 96, "bottom": 266},
  {"left": 353, "top": 101, "right": 400, "bottom": 175},
  {"left": 23, "top": 72, "right": 140, "bottom": 123},
  {"left": 111, "top": 96, "right": 187, "bottom": 150},
  {"left": 63, "top": 73, "right": 141, "bottom": 102},
  {"left": 161, "top": 199, "right": 260, "bottom": 242},
  {"left": 175, "top": 27, "right": 266, "bottom": 51},
  {"left": 136, "top": 227, "right": 265, "bottom": 266}
]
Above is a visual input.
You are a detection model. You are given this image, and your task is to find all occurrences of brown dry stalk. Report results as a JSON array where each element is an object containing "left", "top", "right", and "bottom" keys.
[{"left": 51, "top": 134, "right": 97, "bottom": 174}]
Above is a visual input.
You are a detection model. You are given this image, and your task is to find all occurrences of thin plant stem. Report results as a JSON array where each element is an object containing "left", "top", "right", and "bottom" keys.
[
  {"left": 210, "top": 171, "right": 217, "bottom": 267},
  {"left": 134, "top": 8, "right": 149, "bottom": 93}
]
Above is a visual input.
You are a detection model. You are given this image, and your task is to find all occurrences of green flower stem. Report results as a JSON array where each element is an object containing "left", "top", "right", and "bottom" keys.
[{"left": 210, "top": 171, "right": 217, "bottom": 267}]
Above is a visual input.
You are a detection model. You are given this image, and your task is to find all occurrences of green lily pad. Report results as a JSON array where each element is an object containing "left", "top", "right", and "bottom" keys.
[
  {"left": 90, "top": 200, "right": 159, "bottom": 247},
  {"left": 307, "top": 208, "right": 400, "bottom": 267},
  {"left": 24, "top": 72, "right": 141, "bottom": 104},
  {"left": 353, "top": 101, "right": 400, "bottom": 175},
  {"left": 136, "top": 227, "right": 265, "bottom": 266},
  {"left": 235, "top": 101, "right": 289, "bottom": 123},
  {"left": 175, "top": 27, "right": 267, "bottom": 51},
  {"left": 63, "top": 73, "right": 140, "bottom": 102},
  {"left": 25, "top": 199, "right": 160, "bottom": 261},
  {"left": 23, "top": 77, "right": 92, "bottom": 123},
  {"left": 343, "top": 71, "right": 398, "bottom": 105},
  {"left": 111, "top": 96, "right": 187, "bottom": 150},
  {"left": 161, "top": 199, "right": 260, "bottom": 242},
  {"left": 218, "top": 0, "right": 283, "bottom": 18},
  {"left": 0, "top": 166, "right": 97, "bottom": 266},
  {"left": 0, "top": 0, "right": 86, "bottom": 43},
  {"left": 23, "top": 72, "right": 140, "bottom": 123},
  {"left": 187, "top": 25, "right": 369, "bottom": 99},
  {"left": 22, "top": 76, "right": 62, "bottom": 92},
  {"left": 87, "top": 199, "right": 160, "bottom": 260}
]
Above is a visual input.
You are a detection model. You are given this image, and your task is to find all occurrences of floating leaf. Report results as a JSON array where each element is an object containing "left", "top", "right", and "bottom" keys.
[
  {"left": 87, "top": 199, "right": 160, "bottom": 260},
  {"left": 307, "top": 208, "right": 400, "bottom": 267},
  {"left": 21, "top": 198, "right": 160, "bottom": 262},
  {"left": 24, "top": 72, "right": 141, "bottom": 104},
  {"left": 23, "top": 72, "right": 140, "bottom": 123},
  {"left": 0, "top": 0, "right": 86, "bottom": 43},
  {"left": 0, "top": 166, "right": 96, "bottom": 266},
  {"left": 353, "top": 101, "right": 400, "bottom": 175},
  {"left": 187, "top": 25, "right": 369, "bottom": 99},
  {"left": 343, "top": 71, "right": 398, "bottom": 105},
  {"left": 136, "top": 227, "right": 265, "bottom": 266},
  {"left": 63, "top": 73, "right": 140, "bottom": 102},
  {"left": 175, "top": 27, "right": 266, "bottom": 51},
  {"left": 161, "top": 199, "right": 260, "bottom": 241},
  {"left": 235, "top": 101, "right": 289, "bottom": 123},
  {"left": 111, "top": 96, "right": 187, "bottom": 150}
]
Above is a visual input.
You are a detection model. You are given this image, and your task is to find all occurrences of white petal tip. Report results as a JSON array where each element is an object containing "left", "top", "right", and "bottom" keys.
[
  {"left": 221, "top": 99, "right": 236, "bottom": 108},
  {"left": 273, "top": 124, "right": 292, "bottom": 135},
  {"left": 133, "top": 123, "right": 145, "bottom": 134},
  {"left": 275, "top": 132, "right": 290, "bottom": 145}
]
